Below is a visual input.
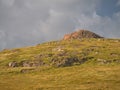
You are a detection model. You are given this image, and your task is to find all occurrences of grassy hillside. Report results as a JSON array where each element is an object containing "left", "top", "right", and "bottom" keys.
[{"left": 0, "top": 38, "right": 120, "bottom": 90}]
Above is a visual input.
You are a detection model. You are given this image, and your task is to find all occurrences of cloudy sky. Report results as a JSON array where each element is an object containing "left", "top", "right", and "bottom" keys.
[{"left": 0, "top": 0, "right": 120, "bottom": 50}]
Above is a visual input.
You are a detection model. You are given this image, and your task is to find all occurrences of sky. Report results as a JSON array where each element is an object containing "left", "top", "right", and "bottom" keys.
[{"left": 0, "top": 0, "right": 120, "bottom": 50}]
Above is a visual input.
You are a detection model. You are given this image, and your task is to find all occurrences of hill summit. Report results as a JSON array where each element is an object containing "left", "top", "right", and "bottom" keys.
[{"left": 63, "top": 29, "right": 103, "bottom": 40}]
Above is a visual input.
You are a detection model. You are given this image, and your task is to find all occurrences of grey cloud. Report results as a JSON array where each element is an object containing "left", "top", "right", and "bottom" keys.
[
  {"left": 77, "top": 11, "right": 120, "bottom": 38},
  {"left": 0, "top": 0, "right": 120, "bottom": 50},
  {"left": 1, "top": 0, "right": 15, "bottom": 6},
  {"left": 118, "top": 0, "right": 120, "bottom": 5}
]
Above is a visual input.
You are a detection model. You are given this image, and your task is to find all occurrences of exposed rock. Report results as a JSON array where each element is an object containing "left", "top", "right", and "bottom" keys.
[
  {"left": 50, "top": 56, "right": 88, "bottom": 67},
  {"left": 113, "top": 59, "right": 120, "bottom": 63},
  {"left": 19, "top": 61, "right": 31, "bottom": 67},
  {"left": 19, "top": 60, "right": 45, "bottom": 67},
  {"left": 32, "top": 60, "right": 45, "bottom": 67},
  {"left": 8, "top": 61, "right": 18, "bottom": 67},
  {"left": 97, "top": 58, "right": 120, "bottom": 64},
  {"left": 63, "top": 29, "right": 103, "bottom": 40}
]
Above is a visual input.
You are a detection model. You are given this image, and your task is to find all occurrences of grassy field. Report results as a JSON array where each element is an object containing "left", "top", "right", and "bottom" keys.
[
  {"left": 0, "top": 38, "right": 120, "bottom": 90},
  {"left": 0, "top": 65, "right": 120, "bottom": 90}
]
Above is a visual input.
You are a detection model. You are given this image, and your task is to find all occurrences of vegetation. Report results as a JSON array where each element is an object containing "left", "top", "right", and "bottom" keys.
[{"left": 0, "top": 38, "right": 120, "bottom": 90}]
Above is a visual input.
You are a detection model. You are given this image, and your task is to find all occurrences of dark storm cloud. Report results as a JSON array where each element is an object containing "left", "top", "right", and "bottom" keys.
[{"left": 0, "top": 0, "right": 120, "bottom": 50}]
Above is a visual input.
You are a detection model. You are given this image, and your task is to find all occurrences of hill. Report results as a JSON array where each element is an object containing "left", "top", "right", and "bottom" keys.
[{"left": 0, "top": 30, "right": 120, "bottom": 90}]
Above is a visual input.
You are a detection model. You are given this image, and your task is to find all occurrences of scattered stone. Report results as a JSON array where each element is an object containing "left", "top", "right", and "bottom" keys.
[
  {"left": 32, "top": 60, "right": 45, "bottom": 67},
  {"left": 50, "top": 56, "right": 88, "bottom": 67},
  {"left": 21, "top": 61, "right": 32, "bottom": 67},
  {"left": 97, "top": 58, "right": 120, "bottom": 64},
  {"left": 8, "top": 61, "right": 18, "bottom": 67},
  {"left": 19, "top": 60, "right": 46, "bottom": 67},
  {"left": 113, "top": 59, "right": 120, "bottom": 63},
  {"left": 97, "top": 59, "right": 112, "bottom": 64}
]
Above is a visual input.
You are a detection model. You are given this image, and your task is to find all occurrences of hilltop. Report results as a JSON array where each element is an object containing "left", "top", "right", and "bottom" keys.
[
  {"left": 63, "top": 30, "right": 103, "bottom": 40},
  {"left": 0, "top": 30, "right": 120, "bottom": 90}
]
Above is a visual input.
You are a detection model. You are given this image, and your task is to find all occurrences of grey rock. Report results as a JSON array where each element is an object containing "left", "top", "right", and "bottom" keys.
[
  {"left": 20, "top": 61, "right": 32, "bottom": 67},
  {"left": 32, "top": 60, "right": 45, "bottom": 67},
  {"left": 19, "top": 60, "right": 45, "bottom": 67},
  {"left": 51, "top": 56, "right": 88, "bottom": 67},
  {"left": 8, "top": 61, "right": 18, "bottom": 67}
]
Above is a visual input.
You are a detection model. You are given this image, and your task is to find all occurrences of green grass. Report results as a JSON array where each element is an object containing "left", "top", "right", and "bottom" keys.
[{"left": 0, "top": 38, "right": 120, "bottom": 90}]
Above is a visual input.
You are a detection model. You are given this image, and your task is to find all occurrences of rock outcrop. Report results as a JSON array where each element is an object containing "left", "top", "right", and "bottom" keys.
[
  {"left": 8, "top": 61, "right": 18, "bottom": 67},
  {"left": 63, "top": 29, "right": 103, "bottom": 40}
]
